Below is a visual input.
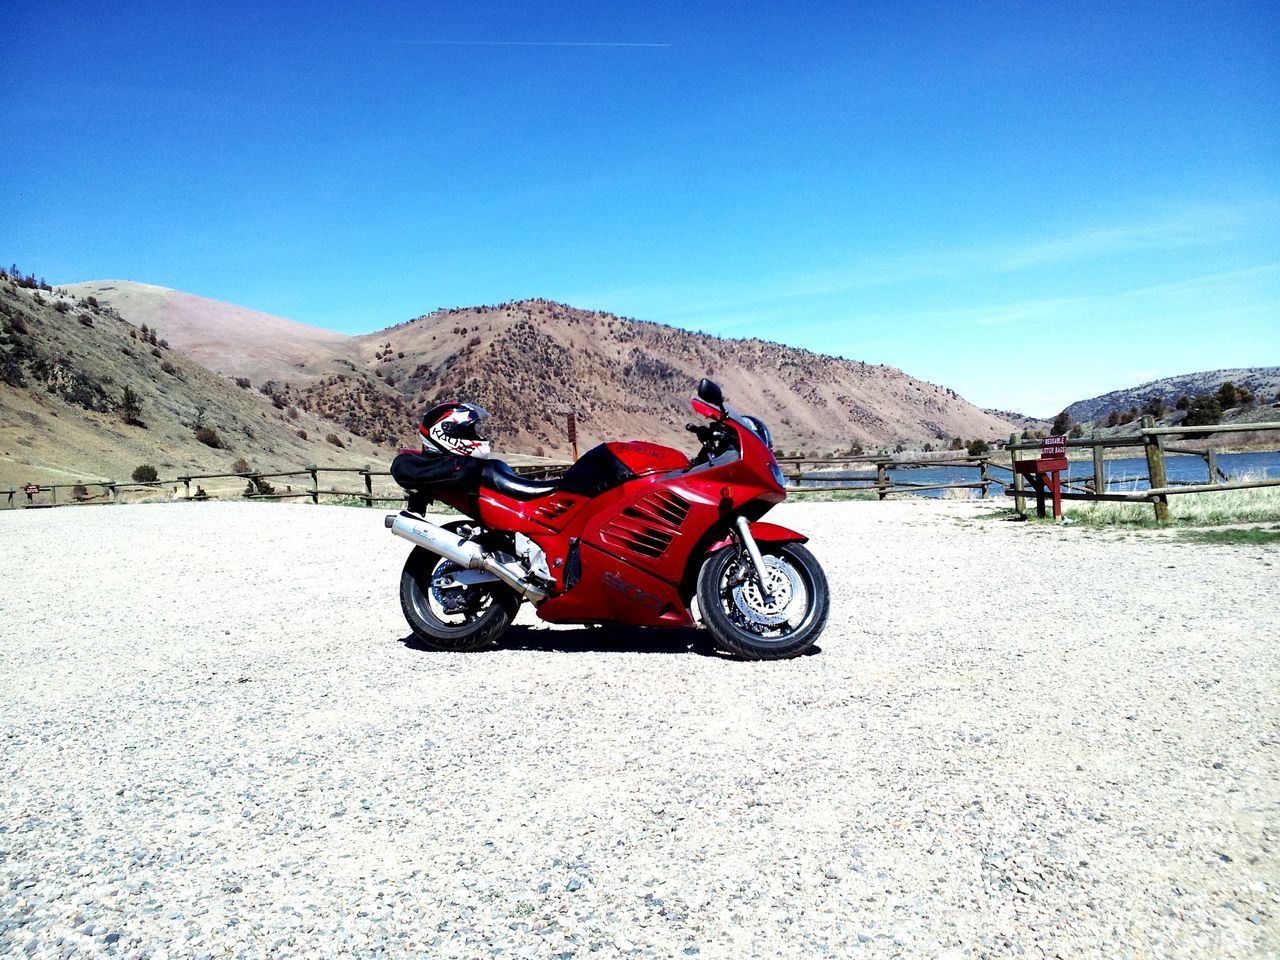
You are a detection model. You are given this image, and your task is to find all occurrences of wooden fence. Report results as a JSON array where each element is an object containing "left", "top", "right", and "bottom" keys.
[
  {"left": 4, "top": 465, "right": 447, "bottom": 510},
  {"left": 5, "top": 420, "right": 1277, "bottom": 521},
  {"left": 775, "top": 455, "right": 1001, "bottom": 499},
  {"left": 1005, "top": 418, "right": 1280, "bottom": 521}
]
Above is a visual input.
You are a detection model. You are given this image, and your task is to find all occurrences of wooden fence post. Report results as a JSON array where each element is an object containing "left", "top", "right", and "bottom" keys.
[
  {"left": 1206, "top": 447, "right": 1218, "bottom": 484},
  {"left": 1092, "top": 431, "right": 1105, "bottom": 494},
  {"left": 876, "top": 461, "right": 888, "bottom": 500},
  {"left": 309, "top": 466, "right": 319, "bottom": 505},
  {"left": 1142, "top": 416, "right": 1170, "bottom": 522},
  {"left": 362, "top": 467, "right": 373, "bottom": 507},
  {"left": 979, "top": 458, "right": 990, "bottom": 498},
  {"left": 1010, "top": 434, "right": 1025, "bottom": 514},
  {"left": 181, "top": 476, "right": 191, "bottom": 500}
]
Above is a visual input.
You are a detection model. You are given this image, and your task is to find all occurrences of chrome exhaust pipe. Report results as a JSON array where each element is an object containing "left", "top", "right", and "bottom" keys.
[{"left": 387, "top": 512, "right": 547, "bottom": 603}]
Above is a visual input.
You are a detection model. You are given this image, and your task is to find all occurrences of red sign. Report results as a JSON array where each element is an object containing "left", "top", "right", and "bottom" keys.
[
  {"left": 1042, "top": 436, "right": 1067, "bottom": 457},
  {"left": 23, "top": 484, "right": 40, "bottom": 495}
]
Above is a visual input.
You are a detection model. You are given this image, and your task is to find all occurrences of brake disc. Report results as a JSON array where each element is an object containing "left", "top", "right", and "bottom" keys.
[
  {"left": 730, "top": 556, "right": 801, "bottom": 626},
  {"left": 431, "top": 562, "right": 473, "bottom": 615}
]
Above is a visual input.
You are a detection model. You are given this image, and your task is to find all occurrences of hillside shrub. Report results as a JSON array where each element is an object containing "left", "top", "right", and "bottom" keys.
[
  {"left": 53, "top": 300, "right": 70, "bottom": 314},
  {"left": 72, "top": 484, "right": 90, "bottom": 500},
  {"left": 1216, "top": 382, "right": 1239, "bottom": 409},
  {"left": 195, "top": 426, "right": 222, "bottom": 448},
  {"left": 1183, "top": 396, "right": 1222, "bottom": 427},
  {"left": 1050, "top": 411, "right": 1072, "bottom": 435},
  {"left": 161, "top": 361, "right": 177, "bottom": 375},
  {"left": 296, "top": 429, "right": 307, "bottom": 440},
  {"left": 966, "top": 438, "right": 990, "bottom": 456},
  {"left": 131, "top": 464, "right": 158, "bottom": 483},
  {"left": 78, "top": 314, "right": 94, "bottom": 327},
  {"left": 119, "top": 386, "right": 144, "bottom": 426},
  {"left": 234, "top": 377, "right": 251, "bottom": 389},
  {"left": 231, "top": 458, "right": 251, "bottom": 474},
  {"left": 326, "top": 433, "right": 344, "bottom": 448}
]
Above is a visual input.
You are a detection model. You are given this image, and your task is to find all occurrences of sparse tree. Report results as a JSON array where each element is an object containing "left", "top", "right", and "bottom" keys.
[
  {"left": 119, "top": 386, "right": 143, "bottom": 425},
  {"left": 1216, "top": 381, "right": 1239, "bottom": 409},
  {"left": 1051, "top": 410, "right": 1072, "bottom": 435}
]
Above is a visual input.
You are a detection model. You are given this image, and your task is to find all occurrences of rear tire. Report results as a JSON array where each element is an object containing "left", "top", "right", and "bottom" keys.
[
  {"left": 696, "top": 543, "right": 829, "bottom": 660},
  {"left": 399, "top": 543, "right": 520, "bottom": 651}
]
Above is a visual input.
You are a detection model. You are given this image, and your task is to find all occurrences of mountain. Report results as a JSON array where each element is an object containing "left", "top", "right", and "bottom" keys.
[
  {"left": 1063, "top": 368, "right": 1280, "bottom": 423},
  {"left": 64, "top": 280, "right": 350, "bottom": 386},
  {"left": 0, "top": 278, "right": 391, "bottom": 489},
  {"left": 60, "top": 282, "right": 1016, "bottom": 458},
  {"left": 983, "top": 408, "right": 1051, "bottom": 434}
]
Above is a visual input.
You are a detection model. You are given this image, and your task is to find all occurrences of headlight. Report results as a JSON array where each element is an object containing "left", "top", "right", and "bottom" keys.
[{"left": 769, "top": 462, "right": 785, "bottom": 488}]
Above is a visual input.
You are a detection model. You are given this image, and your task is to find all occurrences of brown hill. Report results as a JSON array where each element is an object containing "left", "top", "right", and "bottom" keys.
[
  {"left": 361, "top": 300, "right": 1016, "bottom": 456},
  {"left": 63, "top": 280, "right": 351, "bottom": 387},
  {"left": 0, "top": 277, "right": 391, "bottom": 489},
  {"left": 62, "top": 282, "right": 1014, "bottom": 458}
]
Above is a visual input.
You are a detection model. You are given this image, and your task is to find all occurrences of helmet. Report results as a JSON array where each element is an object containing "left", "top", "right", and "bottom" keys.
[{"left": 420, "top": 401, "right": 492, "bottom": 458}]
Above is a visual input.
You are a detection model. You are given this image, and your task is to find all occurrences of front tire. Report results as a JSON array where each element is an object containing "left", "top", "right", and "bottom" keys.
[
  {"left": 696, "top": 543, "right": 829, "bottom": 660},
  {"left": 399, "top": 544, "right": 520, "bottom": 651}
]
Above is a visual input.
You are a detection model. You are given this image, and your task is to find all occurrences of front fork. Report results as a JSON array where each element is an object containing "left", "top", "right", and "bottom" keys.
[{"left": 733, "top": 515, "right": 773, "bottom": 600}]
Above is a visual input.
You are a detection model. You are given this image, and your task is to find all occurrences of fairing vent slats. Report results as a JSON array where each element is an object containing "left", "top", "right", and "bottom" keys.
[
  {"left": 533, "top": 496, "right": 575, "bottom": 523},
  {"left": 600, "top": 491, "right": 691, "bottom": 559}
]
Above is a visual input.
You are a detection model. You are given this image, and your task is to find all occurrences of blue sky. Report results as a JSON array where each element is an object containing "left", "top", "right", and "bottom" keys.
[{"left": 3, "top": 1, "right": 1276, "bottom": 416}]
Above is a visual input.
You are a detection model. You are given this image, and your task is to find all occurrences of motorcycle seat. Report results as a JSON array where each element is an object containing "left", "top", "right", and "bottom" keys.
[{"left": 482, "top": 459, "right": 562, "bottom": 501}]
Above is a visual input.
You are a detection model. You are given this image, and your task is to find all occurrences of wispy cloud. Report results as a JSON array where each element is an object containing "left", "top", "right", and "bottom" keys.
[
  {"left": 994, "top": 205, "right": 1249, "bottom": 271},
  {"left": 626, "top": 201, "right": 1268, "bottom": 327},
  {"left": 394, "top": 39, "right": 670, "bottom": 48}
]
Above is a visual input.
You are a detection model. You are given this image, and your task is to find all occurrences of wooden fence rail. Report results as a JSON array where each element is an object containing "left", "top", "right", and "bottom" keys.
[
  {"left": 6, "top": 421, "right": 1277, "bottom": 522},
  {"left": 1005, "top": 419, "right": 1280, "bottom": 521}
]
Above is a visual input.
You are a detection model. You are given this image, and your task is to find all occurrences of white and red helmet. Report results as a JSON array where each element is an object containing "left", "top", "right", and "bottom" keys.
[{"left": 420, "top": 401, "right": 491, "bottom": 458}]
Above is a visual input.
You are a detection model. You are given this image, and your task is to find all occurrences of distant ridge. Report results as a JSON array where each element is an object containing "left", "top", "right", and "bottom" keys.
[
  {"left": 59, "top": 282, "right": 1018, "bottom": 457},
  {"left": 1063, "top": 367, "right": 1280, "bottom": 423}
]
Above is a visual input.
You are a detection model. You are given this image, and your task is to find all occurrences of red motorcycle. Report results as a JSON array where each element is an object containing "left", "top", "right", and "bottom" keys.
[{"left": 386, "top": 379, "right": 829, "bottom": 659}]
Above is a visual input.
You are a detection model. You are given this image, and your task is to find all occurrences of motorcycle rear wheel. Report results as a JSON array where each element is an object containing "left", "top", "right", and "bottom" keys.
[
  {"left": 696, "top": 543, "right": 829, "bottom": 660},
  {"left": 399, "top": 545, "right": 521, "bottom": 651}
]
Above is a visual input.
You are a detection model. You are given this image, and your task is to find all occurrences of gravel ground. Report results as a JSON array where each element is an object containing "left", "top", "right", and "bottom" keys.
[{"left": 1, "top": 500, "right": 1277, "bottom": 959}]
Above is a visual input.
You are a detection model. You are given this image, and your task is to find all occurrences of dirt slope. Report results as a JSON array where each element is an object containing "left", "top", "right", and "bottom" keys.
[
  {"left": 0, "top": 279, "right": 389, "bottom": 488},
  {"left": 1064, "top": 368, "right": 1280, "bottom": 423},
  {"left": 63, "top": 281, "right": 351, "bottom": 387},
  {"left": 362, "top": 300, "right": 1016, "bottom": 456}
]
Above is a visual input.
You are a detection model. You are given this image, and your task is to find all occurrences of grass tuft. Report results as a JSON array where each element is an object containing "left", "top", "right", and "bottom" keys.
[
  {"left": 1064, "top": 479, "right": 1280, "bottom": 528},
  {"left": 1176, "top": 527, "right": 1280, "bottom": 547}
]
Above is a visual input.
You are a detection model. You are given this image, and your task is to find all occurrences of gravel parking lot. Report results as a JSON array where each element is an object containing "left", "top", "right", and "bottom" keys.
[{"left": 1, "top": 500, "right": 1277, "bottom": 959}]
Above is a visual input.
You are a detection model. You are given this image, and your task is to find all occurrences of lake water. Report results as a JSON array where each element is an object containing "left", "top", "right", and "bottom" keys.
[{"left": 799, "top": 450, "right": 1280, "bottom": 498}]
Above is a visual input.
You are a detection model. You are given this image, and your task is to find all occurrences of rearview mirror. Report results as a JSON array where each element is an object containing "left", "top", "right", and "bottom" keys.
[{"left": 697, "top": 378, "right": 724, "bottom": 408}]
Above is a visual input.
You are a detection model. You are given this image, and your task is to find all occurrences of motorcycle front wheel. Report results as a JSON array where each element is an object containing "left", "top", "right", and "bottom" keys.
[
  {"left": 399, "top": 545, "right": 521, "bottom": 651},
  {"left": 696, "top": 543, "right": 829, "bottom": 660}
]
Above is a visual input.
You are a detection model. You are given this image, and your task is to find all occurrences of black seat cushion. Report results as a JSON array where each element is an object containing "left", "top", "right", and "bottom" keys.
[{"left": 482, "top": 460, "right": 562, "bottom": 501}]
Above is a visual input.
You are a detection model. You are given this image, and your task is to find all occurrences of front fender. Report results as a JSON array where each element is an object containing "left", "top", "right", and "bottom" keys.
[{"left": 708, "top": 520, "right": 809, "bottom": 553}]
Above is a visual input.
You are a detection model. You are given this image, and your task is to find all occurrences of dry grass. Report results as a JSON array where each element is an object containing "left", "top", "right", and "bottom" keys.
[{"left": 1065, "top": 473, "right": 1280, "bottom": 527}]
